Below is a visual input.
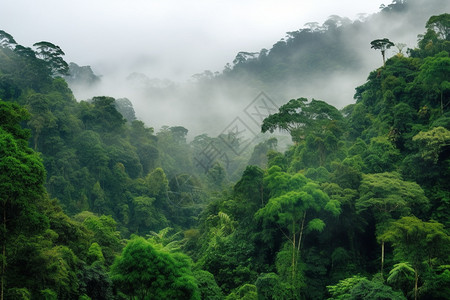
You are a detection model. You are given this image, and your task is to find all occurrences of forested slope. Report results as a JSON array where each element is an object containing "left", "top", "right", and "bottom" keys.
[{"left": 0, "top": 8, "right": 449, "bottom": 300}]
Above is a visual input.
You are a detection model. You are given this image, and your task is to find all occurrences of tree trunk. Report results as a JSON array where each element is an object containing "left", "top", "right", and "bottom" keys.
[
  {"left": 381, "top": 240, "right": 385, "bottom": 278},
  {"left": 414, "top": 268, "right": 418, "bottom": 300},
  {"left": 34, "top": 133, "right": 39, "bottom": 151},
  {"left": 1, "top": 202, "right": 5, "bottom": 300},
  {"left": 292, "top": 219, "right": 296, "bottom": 282},
  {"left": 297, "top": 211, "right": 306, "bottom": 252},
  {"left": 260, "top": 184, "right": 264, "bottom": 207}
]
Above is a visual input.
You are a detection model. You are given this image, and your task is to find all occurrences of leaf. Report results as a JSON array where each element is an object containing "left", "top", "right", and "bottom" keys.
[
  {"left": 387, "top": 262, "right": 415, "bottom": 284},
  {"left": 306, "top": 218, "right": 325, "bottom": 232}
]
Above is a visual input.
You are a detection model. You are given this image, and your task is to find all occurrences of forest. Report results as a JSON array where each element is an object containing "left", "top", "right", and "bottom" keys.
[{"left": 0, "top": 1, "right": 449, "bottom": 300}]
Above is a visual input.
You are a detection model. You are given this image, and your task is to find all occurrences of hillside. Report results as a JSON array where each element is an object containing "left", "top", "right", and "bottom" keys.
[
  {"left": 0, "top": 6, "right": 449, "bottom": 300},
  {"left": 68, "top": 0, "right": 449, "bottom": 135}
]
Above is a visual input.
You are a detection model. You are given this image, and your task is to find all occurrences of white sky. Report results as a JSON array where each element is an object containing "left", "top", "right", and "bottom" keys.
[{"left": 1, "top": 0, "right": 385, "bottom": 80}]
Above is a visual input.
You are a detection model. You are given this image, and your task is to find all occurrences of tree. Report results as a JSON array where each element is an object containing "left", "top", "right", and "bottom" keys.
[
  {"left": 327, "top": 275, "right": 405, "bottom": 300},
  {"left": 413, "top": 14, "right": 450, "bottom": 57},
  {"left": 233, "top": 52, "right": 258, "bottom": 65},
  {"left": 0, "top": 30, "right": 16, "bottom": 49},
  {"left": 387, "top": 262, "right": 415, "bottom": 296},
  {"left": 381, "top": 216, "right": 450, "bottom": 300},
  {"left": 131, "top": 196, "right": 167, "bottom": 234},
  {"left": 110, "top": 237, "right": 199, "bottom": 299},
  {"left": 413, "top": 126, "right": 450, "bottom": 163},
  {"left": 79, "top": 261, "right": 112, "bottom": 300},
  {"left": 193, "top": 270, "right": 223, "bottom": 300},
  {"left": 170, "top": 126, "right": 189, "bottom": 144},
  {"left": 425, "top": 13, "right": 450, "bottom": 41},
  {"left": 416, "top": 51, "right": 450, "bottom": 114},
  {"left": 114, "top": 98, "right": 136, "bottom": 123},
  {"left": 255, "top": 272, "right": 289, "bottom": 300},
  {"left": 371, "top": 38, "right": 395, "bottom": 66},
  {"left": 0, "top": 101, "right": 46, "bottom": 300},
  {"left": 357, "top": 172, "right": 429, "bottom": 276},
  {"left": 33, "top": 41, "right": 69, "bottom": 76},
  {"left": 261, "top": 98, "right": 343, "bottom": 143},
  {"left": 76, "top": 212, "right": 122, "bottom": 265},
  {"left": 255, "top": 166, "right": 340, "bottom": 297},
  {"left": 233, "top": 165, "right": 265, "bottom": 213},
  {"left": 25, "top": 93, "right": 56, "bottom": 151},
  {"left": 89, "top": 96, "right": 126, "bottom": 133}
]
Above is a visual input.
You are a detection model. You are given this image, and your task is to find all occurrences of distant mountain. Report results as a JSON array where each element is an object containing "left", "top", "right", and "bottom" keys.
[
  {"left": 63, "top": 0, "right": 450, "bottom": 136},
  {"left": 64, "top": 62, "right": 100, "bottom": 87}
]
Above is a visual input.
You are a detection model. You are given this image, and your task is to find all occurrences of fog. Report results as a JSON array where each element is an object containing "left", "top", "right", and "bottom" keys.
[
  {"left": 2, "top": 0, "right": 449, "bottom": 138},
  {"left": 2, "top": 0, "right": 382, "bottom": 79}
]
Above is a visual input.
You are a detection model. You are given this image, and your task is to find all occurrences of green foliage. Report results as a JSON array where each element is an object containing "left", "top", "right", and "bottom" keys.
[
  {"left": 254, "top": 166, "right": 340, "bottom": 297},
  {"left": 381, "top": 216, "right": 450, "bottom": 268},
  {"left": 256, "top": 166, "right": 338, "bottom": 237},
  {"left": 414, "top": 13, "right": 450, "bottom": 57},
  {"left": 0, "top": 99, "right": 49, "bottom": 298},
  {"left": 327, "top": 275, "right": 405, "bottom": 300},
  {"left": 327, "top": 275, "right": 367, "bottom": 299},
  {"left": 110, "top": 237, "right": 200, "bottom": 299},
  {"left": 381, "top": 216, "right": 450, "bottom": 299},
  {"left": 387, "top": 262, "right": 415, "bottom": 295},
  {"left": 417, "top": 51, "right": 450, "bottom": 112},
  {"left": 33, "top": 41, "right": 69, "bottom": 76},
  {"left": 79, "top": 261, "right": 112, "bottom": 300},
  {"left": 193, "top": 270, "right": 224, "bottom": 300},
  {"left": 0, "top": 30, "right": 17, "bottom": 49},
  {"left": 357, "top": 172, "right": 429, "bottom": 223},
  {"left": 261, "top": 98, "right": 343, "bottom": 145},
  {"left": 420, "top": 265, "right": 450, "bottom": 299},
  {"left": 371, "top": 38, "right": 395, "bottom": 65},
  {"left": 40, "top": 289, "right": 57, "bottom": 300},
  {"left": 77, "top": 213, "right": 122, "bottom": 265},
  {"left": 255, "top": 273, "right": 289, "bottom": 300},
  {"left": 363, "top": 136, "right": 400, "bottom": 173},
  {"left": 413, "top": 126, "right": 450, "bottom": 163},
  {"left": 226, "top": 284, "right": 257, "bottom": 300},
  {"left": 87, "top": 242, "right": 105, "bottom": 265},
  {"left": 345, "top": 276, "right": 405, "bottom": 299},
  {"left": 6, "top": 288, "right": 31, "bottom": 300},
  {"left": 1, "top": 9, "right": 450, "bottom": 300}
]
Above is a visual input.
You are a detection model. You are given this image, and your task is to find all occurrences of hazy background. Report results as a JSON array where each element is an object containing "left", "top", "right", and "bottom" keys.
[
  {"left": 2, "top": 0, "right": 382, "bottom": 79},
  {"left": 1, "top": 0, "right": 448, "bottom": 137}
]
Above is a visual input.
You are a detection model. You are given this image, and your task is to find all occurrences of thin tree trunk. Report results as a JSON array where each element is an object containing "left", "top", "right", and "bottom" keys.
[
  {"left": 414, "top": 268, "right": 418, "bottom": 300},
  {"left": 1, "top": 203, "right": 5, "bottom": 300},
  {"left": 292, "top": 219, "right": 296, "bottom": 282},
  {"left": 260, "top": 184, "right": 264, "bottom": 207},
  {"left": 294, "top": 211, "right": 307, "bottom": 300},
  {"left": 297, "top": 211, "right": 306, "bottom": 252},
  {"left": 381, "top": 240, "right": 385, "bottom": 278},
  {"left": 292, "top": 219, "right": 296, "bottom": 300}
]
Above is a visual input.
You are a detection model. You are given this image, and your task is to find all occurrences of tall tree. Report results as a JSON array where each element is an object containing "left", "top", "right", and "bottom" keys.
[
  {"left": 0, "top": 30, "right": 16, "bottom": 49},
  {"left": 381, "top": 216, "right": 450, "bottom": 300},
  {"left": 261, "top": 98, "right": 343, "bottom": 144},
  {"left": 370, "top": 38, "right": 395, "bottom": 66},
  {"left": 413, "top": 126, "right": 450, "bottom": 163},
  {"left": 255, "top": 166, "right": 340, "bottom": 297},
  {"left": 0, "top": 101, "right": 46, "bottom": 300},
  {"left": 416, "top": 51, "right": 450, "bottom": 114},
  {"left": 33, "top": 41, "right": 69, "bottom": 76},
  {"left": 356, "top": 172, "right": 429, "bottom": 277},
  {"left": 424, "top": 13, "right": 450, "bottom": 41}
]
